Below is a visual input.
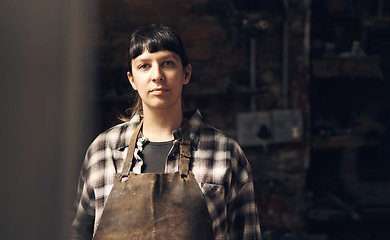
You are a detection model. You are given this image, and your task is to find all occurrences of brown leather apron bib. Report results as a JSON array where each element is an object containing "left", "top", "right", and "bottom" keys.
[{"left": 93, "top": 119, "right": 214, "bottom": 240}]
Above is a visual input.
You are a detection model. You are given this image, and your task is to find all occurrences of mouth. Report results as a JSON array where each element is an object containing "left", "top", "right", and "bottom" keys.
[{"left": 150, "top": 87, "right": 169, "bottom": 94}]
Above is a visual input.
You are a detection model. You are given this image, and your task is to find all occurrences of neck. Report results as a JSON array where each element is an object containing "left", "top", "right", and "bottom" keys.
[{"left": 142, "top": 106, "right": 183, "bottom": 142}]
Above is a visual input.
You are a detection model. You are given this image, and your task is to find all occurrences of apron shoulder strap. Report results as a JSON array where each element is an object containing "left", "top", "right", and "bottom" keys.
[
  {"left": 179, "top": 118, "right": 191, "bottom": 178},
  {"left": 122, "top": 120, "right": 143, "bottom": 177}
]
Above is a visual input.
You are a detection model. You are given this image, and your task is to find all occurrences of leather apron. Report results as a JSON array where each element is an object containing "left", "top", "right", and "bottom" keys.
[{"left": 93, "top": 119, "right": 214, "bottom": 240}]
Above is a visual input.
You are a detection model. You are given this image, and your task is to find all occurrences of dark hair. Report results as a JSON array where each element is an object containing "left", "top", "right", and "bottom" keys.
[
  {"left": 125, "top": 23, "right": 189, "bottom": 119},
  {"left": 127, "top": 23, "right": 188, "bottom": 74}
]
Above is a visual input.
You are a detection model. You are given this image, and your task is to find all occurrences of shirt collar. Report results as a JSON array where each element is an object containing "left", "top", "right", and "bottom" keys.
[{"left": 128, "top": 109, "right": 204, "bottom": 151}]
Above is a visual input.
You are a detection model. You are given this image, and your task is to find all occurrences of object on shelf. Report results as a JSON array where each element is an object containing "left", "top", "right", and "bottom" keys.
[{"left": 312, "top": 56, "right": 382, "bottom": 78}]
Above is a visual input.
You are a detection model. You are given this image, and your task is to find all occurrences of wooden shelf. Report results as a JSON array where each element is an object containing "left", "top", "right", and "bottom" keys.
[
  {"left": 312, "top": 56, "right": 382, "bottom": 79},
  {"left": 183, "top": 87, "right": 268, "bottom": 98},
  {"left": 311, "top": 135, "right": 381, "bottom": 149},
  {"left": 98, "top": 86, "right": 269, "bottom": 102}
]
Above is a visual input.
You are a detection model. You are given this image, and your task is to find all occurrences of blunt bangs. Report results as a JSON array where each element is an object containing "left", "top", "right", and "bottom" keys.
[{"left": 127, "top": 24, "right": 188, "bottom": 74}]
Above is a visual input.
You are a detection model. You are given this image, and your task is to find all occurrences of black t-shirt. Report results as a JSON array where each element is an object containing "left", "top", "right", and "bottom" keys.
[{"left": 141, "top": 140, "right": 174, "bottom": 173}]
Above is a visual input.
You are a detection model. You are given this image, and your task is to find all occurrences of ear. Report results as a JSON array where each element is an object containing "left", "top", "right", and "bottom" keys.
[
  {"left": 127, "top": 72, "right": 137, "bottom": 90},
  {"left": 183, "top": 64, "right": 192, "bottom": 85}
]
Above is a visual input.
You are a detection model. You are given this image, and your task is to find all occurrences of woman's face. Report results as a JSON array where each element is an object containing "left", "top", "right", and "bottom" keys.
[{"left": 128, "top": 50, "right": 191, "bottom": 112}]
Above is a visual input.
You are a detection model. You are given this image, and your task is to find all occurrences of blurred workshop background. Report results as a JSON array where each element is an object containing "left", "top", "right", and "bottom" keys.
[{"left": 1, "top": 0, "right": 390, "bottom": 239}]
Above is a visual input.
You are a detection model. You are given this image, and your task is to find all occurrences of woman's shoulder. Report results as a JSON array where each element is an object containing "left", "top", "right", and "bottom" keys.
[
  {"left": 199, "top": 122, "right": 239, "bottom": 145},
  {"left": 92, "top": 113, "right": 142, "bottom": 148},
  {"left": 88, "top": 120, "right": 139, "bottom": 153},
  {"left": 82, "top": 121, "right": 138, "bottom": 170}
]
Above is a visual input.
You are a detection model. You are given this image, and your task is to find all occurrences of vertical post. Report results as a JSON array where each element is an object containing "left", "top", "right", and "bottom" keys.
[
  {"left": 282, "top": 0, "right": 289, "bottom": 109},
  {"left": 250, "top": 37, "right": 257, "bottom": 112}
]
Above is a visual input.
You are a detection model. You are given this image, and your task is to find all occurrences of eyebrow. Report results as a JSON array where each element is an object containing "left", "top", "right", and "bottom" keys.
[
  {"left": 134, "top": 53, "right": 179, "bottom": 63},
  {"left": 161, "top": 54, "right": 179, "bottom": 60}
]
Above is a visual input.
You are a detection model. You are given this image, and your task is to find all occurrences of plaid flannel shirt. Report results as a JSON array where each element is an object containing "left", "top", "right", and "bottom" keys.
[{"left": 72, "top": 110, "right": 261, "bottom": 240}]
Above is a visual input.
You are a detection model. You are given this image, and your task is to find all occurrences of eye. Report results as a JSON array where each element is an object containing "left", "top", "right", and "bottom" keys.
[
  {"left": 163, "top": 61, "right": 175, "bottom": 66},
  {"left": 138, "top": 64, "right": 149, "bottom": 69}
]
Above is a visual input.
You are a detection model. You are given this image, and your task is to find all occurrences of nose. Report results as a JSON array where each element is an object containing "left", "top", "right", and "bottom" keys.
[{"left": 151, "top": 65, "right": 164, "bottom": 82}]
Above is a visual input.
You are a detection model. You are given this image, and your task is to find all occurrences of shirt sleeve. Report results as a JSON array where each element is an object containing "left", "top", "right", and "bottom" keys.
[
  {"left": 231, "top": 181, "right": 262, "bottom": 239},
  {"left": 71, "top": 158, "right": 95, "bottom": 239},
  {"left": 228, "top": 142, "right": 262, "bottom": 240}
]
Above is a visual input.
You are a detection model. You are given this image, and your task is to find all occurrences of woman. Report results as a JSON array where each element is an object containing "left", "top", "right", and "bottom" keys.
[{"left": 72, "top": 23, "right": 261, "bottom": 239}]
